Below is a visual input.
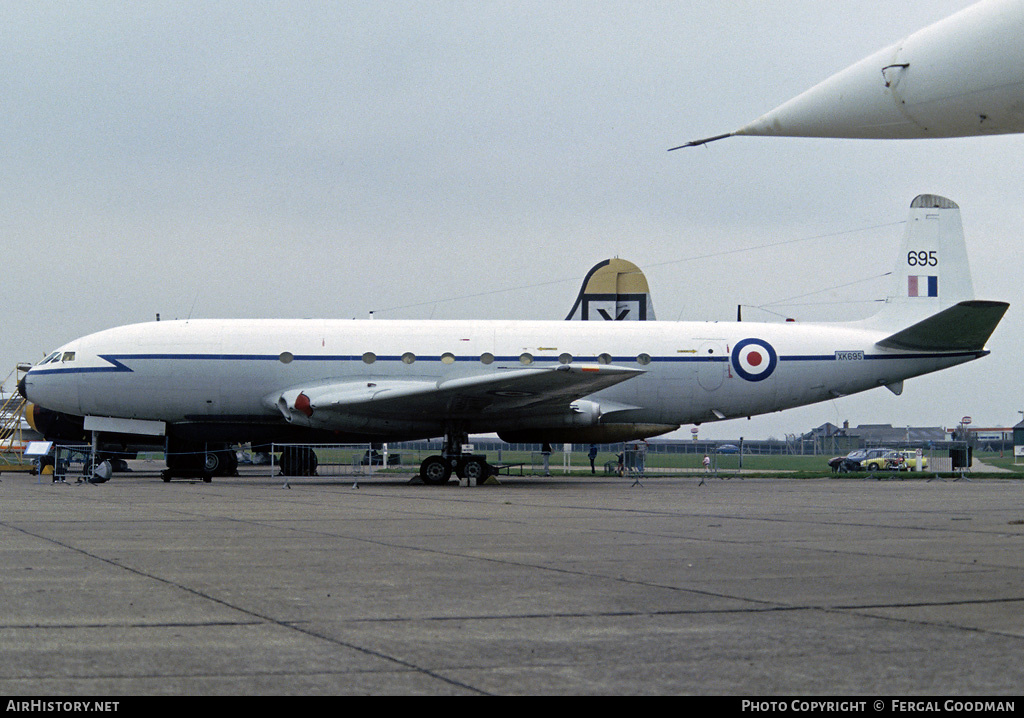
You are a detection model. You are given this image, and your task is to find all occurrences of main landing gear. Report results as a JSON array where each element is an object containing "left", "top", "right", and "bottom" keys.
[
  {"left": 418, "top": 454, "right": 492, "bottom": 485},
  {"left": 418, "top": 427, "right": 492, "bottom": 486}
]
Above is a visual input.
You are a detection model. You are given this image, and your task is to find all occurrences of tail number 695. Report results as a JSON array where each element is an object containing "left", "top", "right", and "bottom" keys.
[{"left": 907, "top": 250, "right": 938, "bottom": 266}]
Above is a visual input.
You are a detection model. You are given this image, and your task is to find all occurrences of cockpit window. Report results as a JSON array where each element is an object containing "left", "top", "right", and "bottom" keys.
[
  {"left": 61, "top": 351, "right": 75, "bottom": 363},
  {"left": 39, "top": 352, "right": 60, "bottom": 365}
]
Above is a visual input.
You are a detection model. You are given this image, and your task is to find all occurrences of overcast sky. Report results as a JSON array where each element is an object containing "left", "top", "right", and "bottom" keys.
[{"left": 3, "top": 1, "right": 1021, "bottom": 441}]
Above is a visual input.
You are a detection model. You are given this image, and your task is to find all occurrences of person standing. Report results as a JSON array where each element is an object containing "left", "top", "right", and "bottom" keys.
[
  {"left": 541, "top": 443, "right": 552, "bottom": 476},
  {"left": 637, "top": 439, "right": 648, "bottom": 474},
  {"left": 588, "top": 444, "right": 598, "bottom": 474}
]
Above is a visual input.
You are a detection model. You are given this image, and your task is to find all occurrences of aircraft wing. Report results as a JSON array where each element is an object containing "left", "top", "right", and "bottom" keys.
[
  {"left": 875, "top": 300, "right": 1009, "bottom": 352},
  {"left": 273, "top": 364, "right": 643, "bottom": 428}
]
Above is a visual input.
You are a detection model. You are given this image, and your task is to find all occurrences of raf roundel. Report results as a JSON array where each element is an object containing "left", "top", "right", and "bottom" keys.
[{"left": 731, "top": 338, "right": 778, "bottom": 382}]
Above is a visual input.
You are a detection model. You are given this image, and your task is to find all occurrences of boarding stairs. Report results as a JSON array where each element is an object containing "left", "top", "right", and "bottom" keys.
[{"left": 0, "top": 366, "right": 29, "bottom": 462}]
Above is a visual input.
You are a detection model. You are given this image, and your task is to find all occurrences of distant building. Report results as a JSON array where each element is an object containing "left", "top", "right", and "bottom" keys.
[
  {"left": 1013, "top": 420, "right": 1024, "bottom": 459},
  {"left": 802, "top": 422, "right": 857, "bottom": 456},
  {"left": 951, "top": 426, "right": 1014, "bottom": 451},
  {"left": 849, "top": 424, "right": 947, "bottom": 446},
  {"left": 803, "top": 422, "right": 947, "bottom": 454}
]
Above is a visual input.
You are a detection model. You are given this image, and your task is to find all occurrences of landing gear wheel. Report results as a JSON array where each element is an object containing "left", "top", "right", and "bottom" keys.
[
  {"left": 203, "top": 451, "right": 222, "bottom": 474},
  {"left": 420, "top": 455, "right": 453, "bottom": 485},
  {"left": 203, "top": 449, "right": 238, "bottom": 477},
  {"left": 457, "top": 457, "right": 490, "bottom": 483},
  {"left": 279, "top": 447, "right": 318, "bottom": 476}
]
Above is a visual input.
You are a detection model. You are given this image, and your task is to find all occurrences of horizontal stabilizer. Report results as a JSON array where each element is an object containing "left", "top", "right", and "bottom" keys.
[{"left": 876, "top": 300, "right": 1009, "bottom": 352}]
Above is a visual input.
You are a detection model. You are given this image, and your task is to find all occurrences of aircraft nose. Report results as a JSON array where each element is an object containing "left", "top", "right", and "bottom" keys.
[{"left": 17, "top": 375, "right": 27, "bottom": 399}]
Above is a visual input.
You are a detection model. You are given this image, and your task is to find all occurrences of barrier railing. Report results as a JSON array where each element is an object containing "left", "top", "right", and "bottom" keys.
[{"left": 270, "top": 443, "right": 377, "bottom": 486}]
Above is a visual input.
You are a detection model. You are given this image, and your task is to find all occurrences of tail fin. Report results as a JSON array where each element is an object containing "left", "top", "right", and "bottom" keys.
[
  {"left": 863, "top": 194, "right": 976, "bottom": 330},
  {"left": 565, "top": 258, "right": 656, "bottom": 321},
  {"left": 865, "top": 194, "right": 1009, "bottom": 351}
]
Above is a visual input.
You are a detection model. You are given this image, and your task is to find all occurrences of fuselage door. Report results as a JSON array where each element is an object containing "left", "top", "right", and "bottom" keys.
[{"left": 695, "top": 340, "right": 728, "bottom": 391}]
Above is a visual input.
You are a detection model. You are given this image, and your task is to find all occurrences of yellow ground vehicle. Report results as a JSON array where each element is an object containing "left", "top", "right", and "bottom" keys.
[{"left": 864, "top": 450, "right": 928, "bottom": 471}]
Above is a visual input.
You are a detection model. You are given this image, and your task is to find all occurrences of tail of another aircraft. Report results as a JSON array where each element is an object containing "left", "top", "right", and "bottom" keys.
[
  {"left": 566, "top": 258, "right": 656, "bottom": 321},
  {"left": 863, "top": 194, "right": 1008, "bottom": 350}
]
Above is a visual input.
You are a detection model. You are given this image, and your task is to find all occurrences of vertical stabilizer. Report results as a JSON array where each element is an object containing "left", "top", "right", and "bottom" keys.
[
  {"left": 863, "top": 194, "right": 974, "bottom": 330},
  {"left": 565, "top": 258, "right": 656, "bottom": 321}
]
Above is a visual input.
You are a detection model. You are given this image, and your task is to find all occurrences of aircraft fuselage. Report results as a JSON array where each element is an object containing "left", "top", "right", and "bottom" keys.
[{"left": 21, "top": 317, "right": 983, "bottom": 443}]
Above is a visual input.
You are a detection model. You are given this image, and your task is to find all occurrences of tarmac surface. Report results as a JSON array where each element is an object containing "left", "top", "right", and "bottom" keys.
[{"left": 2, "top": 464, "right": 1023, "bottom": 696}]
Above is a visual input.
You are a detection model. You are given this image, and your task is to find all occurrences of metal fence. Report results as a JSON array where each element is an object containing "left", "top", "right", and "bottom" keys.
[
  {"left": 265, "top": 443, "right": 640, "bottom": 480},
  {"left": 265, "top": 442, "right": 976, "bottom": 478},
  {"left": 20, "top": 438, "right": 987, "bottom": 484},
  {"left": 270, "top": 443, "right": 377, "bottom": 485},
  {"left": 31, "top": 443, "right": 93, "bottom": 483}
]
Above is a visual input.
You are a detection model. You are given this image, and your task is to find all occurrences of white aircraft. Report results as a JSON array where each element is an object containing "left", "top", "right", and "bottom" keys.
[
  {"left": 19, "top": 195, "right": 1007, "bottom": 483},
  {"left": 675, "top": 0, "right": 1024, "bottom": 147},
  {"left": 18, "top": 255, "right": 659, "bottom": 479}
]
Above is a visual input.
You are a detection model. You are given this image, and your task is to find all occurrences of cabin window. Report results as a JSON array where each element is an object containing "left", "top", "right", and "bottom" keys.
[
  {"left": 401, "top": 352, "right": 416, "bottom": 364},
  {"left": 441, "top": 353, "right": 455, "bottom": 365},
  {"left": 558, "top": 353, "right": 572, "bottom": 365},
  {"left": 362, "top": 352, "right": 376, "bottom": 364},
  {"left": 279, "top": 352, "right": 294, "bottom": 364},
  {"left": 519, "top": 353, "right": 534, "bottom": 365},
  {"left": 597, "top": 353, "right": 612, "bottom": 365},
  {"left": 636, "top": 353, "right": 651, "bottom": 366},
  {"left": 480, "top": 352, "right": 494, "bottom": 365}
]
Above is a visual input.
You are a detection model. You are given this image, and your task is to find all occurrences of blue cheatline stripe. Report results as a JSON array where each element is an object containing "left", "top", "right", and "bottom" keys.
[{"left": 29, "top": 349, "right": 986, "bottom": 377}]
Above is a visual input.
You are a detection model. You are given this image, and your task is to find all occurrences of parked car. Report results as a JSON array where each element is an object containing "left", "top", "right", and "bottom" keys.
[
  {"left": 360, "top": 449, "right": 400, "bottom": 466},
  {"left": 899, "top": 450, "right": 928, "bottom": 469},
  {"left": 863, "top": 450, "right": 907, "bottom": 471},
  {"left": 829, "top": 450, "right": 863, "bottom": 472},
  {"left": 716, "top": 444, "right": 739, "bottom": 454},
  {"left": 827, "top": 448, "right": 893, "bottom": 473},
  {"left": 863, "top": 449, "right": 929, "bottom": 471}
]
